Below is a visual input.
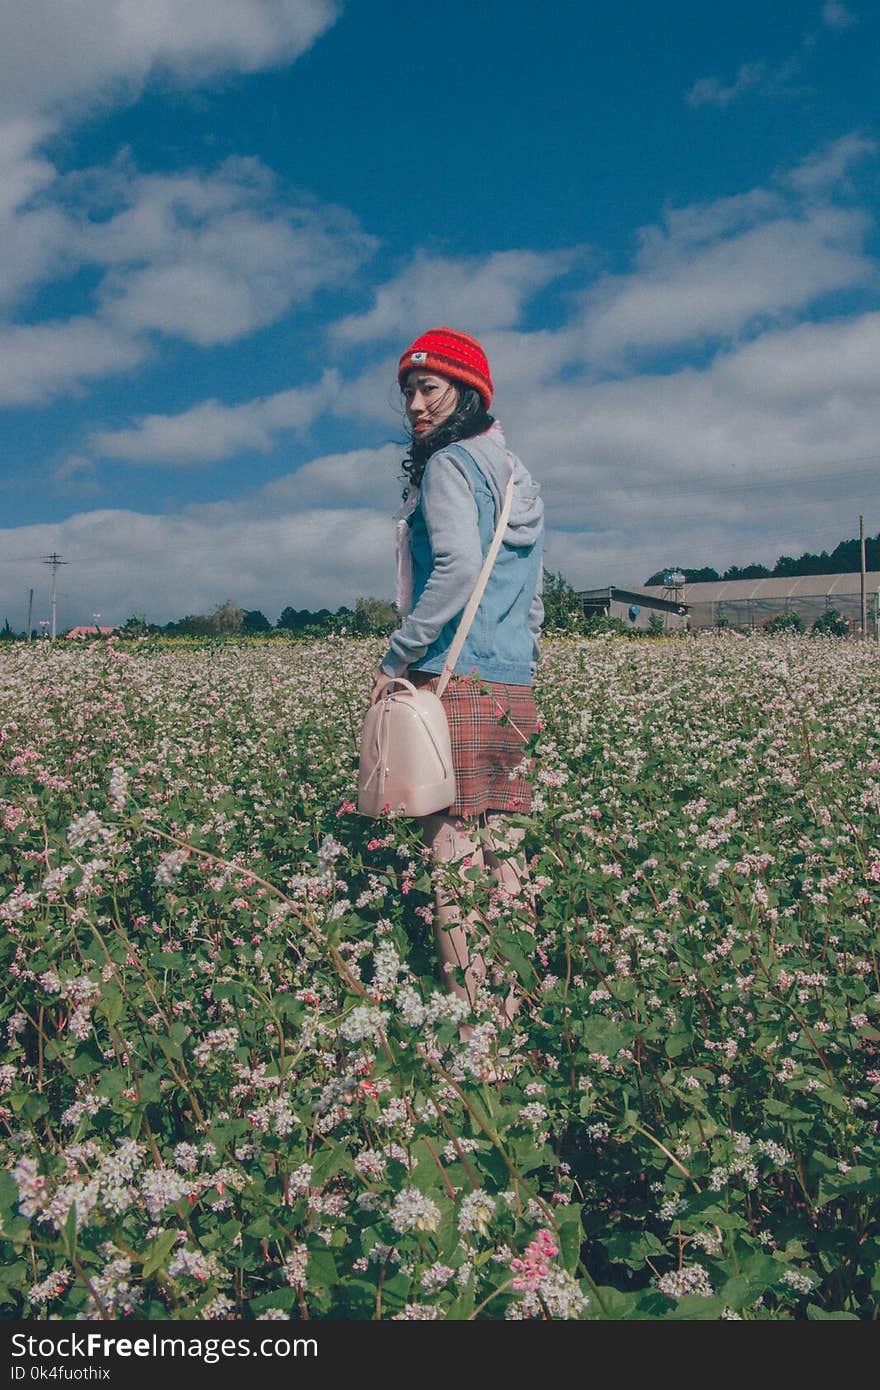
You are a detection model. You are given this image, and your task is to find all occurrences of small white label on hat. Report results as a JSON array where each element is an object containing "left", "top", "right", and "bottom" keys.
[{"left": 411, "top": 351, "right": 427, "bottom": 363}]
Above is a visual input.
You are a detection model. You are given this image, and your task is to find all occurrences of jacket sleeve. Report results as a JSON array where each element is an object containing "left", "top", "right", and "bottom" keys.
[
  {"left": 528, "top": 570, "right": 544, "bottom": 675},
  {"left": 379, "top": 452, "right": 483, "bottom": 676}
]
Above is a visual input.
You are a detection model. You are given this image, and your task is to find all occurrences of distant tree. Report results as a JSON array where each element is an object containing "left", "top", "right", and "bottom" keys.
[
  {"left": 164, "top": 614, "right": 214, "bottom": 636},
  {"left": 0, "top": 618, "right": 21, "bottom": 642},
  {"left": 771, "top": 532, "right": 880, "bottom": 578},
  {"left": 242, "top": 609, "right": 272, "bottom": 634},
  {"left": 772, "top": 555, "right": 799, "bottom": 578},
  {"left": 161, "top": 600, "right": 246, "bottom": 637},
  {"left": 119, "top": 612, "right": 159, "bottom": 636},
  {"left": 647, "top": 613, "right": 666, "bottom": 637},
  {"left": 276, "top": 607, "right": 313, "bottom": 633},
  {"left": 208, "top": 600, "right": 245, "bottom": 634},
  {"left": 644, "top": 566, "right": 720, "bottom": 586},
  {"left": 722, "top": 563, "right": 771, "bottom": 581},
  {"left": 352, "top": 596, "right": 398, "bottom": 636},
  {"left": 541, "top": 569, "right": 585, "bottom": 633}
]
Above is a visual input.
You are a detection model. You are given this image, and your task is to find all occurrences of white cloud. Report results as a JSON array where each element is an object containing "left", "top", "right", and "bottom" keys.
[
  {"left": 87, "top": 160, "right": 374, "bottom": 346},
  {"left": 258, "top": 444, "right": 403, "bottom": 513},
  {"left": 564, "top": 139, "right": 875, "bottom": 367},
  {"left": 0, "top": 156, "right": 375, "bottom": 404},
  {"left": 0, "top": 501, "right": 397, "bottom": 631},
  {"left": 332, "top": 248, "right": 582, "bottom": 345},
  {"left": 0, "top": 318, "right": 144, "bottom": 406},
  {"left": 576, "top": 206, "right": 871, "bottom": 362},
  {"left": 52, "top": 456, "right": 102, "bottom": 496},
  {"left": 822, "top": 2, "right": 856, "bottom": 28},
  {"left": 783, "top": 132, "right": 875, "bottom": 194},
  {"left": 0, "top": 1, "right": 342, "bottom": 124},
  {"left": 92, "top": 371, "right": 342, "bottom": 464},
  {"left": 0, "top": 118, "right": 73, "bottom": 307},
  {"left": 714, "top": 310, "right": 880, "bottom": 402},
  {"left": 495, "top": 306, "right": 880, "bottom": 586},
  {"left": 686, "top": 60, "right": 767, "bottom": 109},
  {"left": 0, "top": 4, "right": 365, "bottom": 404}
]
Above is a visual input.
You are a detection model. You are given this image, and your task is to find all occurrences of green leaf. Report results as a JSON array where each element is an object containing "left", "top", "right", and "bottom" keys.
[
  {"left": 717, "top": 1275, "right": 751, "bottom": 1311},
  {"left": 97, "top": 986, "right": 123, "bottom": 1026},
  {"left": 249, "top": 1288, "right": 298, "bottom": 1313},
  {"left": 63, "top": 1202, "right": 78, "bottom": 1262},
  {"left": 556, "top": 1207, "right": 584, "bottom": 1272},
  {"left": 311, "top": 1143, "right": 349, "bottom": 1187},
  {"left": 600, "top": 1230, "right": 667, "bottom": 1271},
  {"left": 308, "top": 1248, "right": 337, "bottom": 1289},
  {"left": 580, "top": 1017, "right": 634, "bottom": 1056},
  {"left": 663, "top": 1294, "right": 728, "bottom": 1320},
  {"left": 142, "top": 1229, "right": 179, "bottom": 1278},
  {"left": 445, "top": 1275, "right": 476, "bottom": 1320},
  {"left": 664, "top": 1031, "right": 694, "bottom": 1059},
  {"left": 806, "top": 1304, "right": 859, "bottom": 1320}
]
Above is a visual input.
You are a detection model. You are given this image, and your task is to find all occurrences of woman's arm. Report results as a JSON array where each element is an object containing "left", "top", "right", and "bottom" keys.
[
  {"left": 528, "top": 578, "right": 544, "bottom": 675},
  {"left": 379, "top": 453, "right": 483, "bottom": 677}
]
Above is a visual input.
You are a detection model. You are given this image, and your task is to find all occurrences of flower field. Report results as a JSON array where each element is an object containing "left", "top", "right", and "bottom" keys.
[{"left": 1, "top": 632, "right": 878, "bottom": 1320}]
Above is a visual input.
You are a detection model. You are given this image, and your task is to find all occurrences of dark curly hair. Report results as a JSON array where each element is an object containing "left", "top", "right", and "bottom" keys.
[{"left": 401, "top": 385, "right": 495, "bottom": 495}]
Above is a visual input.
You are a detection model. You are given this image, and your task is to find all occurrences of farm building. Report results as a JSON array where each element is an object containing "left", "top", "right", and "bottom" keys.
[
  {"left": 579, "top": 585, "right": 689, "bottom": 632},
  {"left": 63, "top": 625, "right": 117, "bottom": 639},
  {"left": 621, "top": 571, "right": 880, "bottom": 633}
]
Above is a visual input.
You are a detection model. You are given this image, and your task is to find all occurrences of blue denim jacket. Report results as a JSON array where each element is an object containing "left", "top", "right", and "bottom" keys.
[{"left": 379, "top": 423, "right": 544, "bottom": 686}]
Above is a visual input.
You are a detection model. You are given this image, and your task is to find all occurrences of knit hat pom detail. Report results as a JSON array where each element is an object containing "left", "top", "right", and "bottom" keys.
[{"left": 398, "top": 327, "right": 493, "bottom": 410}]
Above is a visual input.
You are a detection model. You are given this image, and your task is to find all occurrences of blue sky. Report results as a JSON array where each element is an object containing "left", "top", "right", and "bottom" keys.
[{"left": 1, "top": 0, "right": 878, "bottom": 629}]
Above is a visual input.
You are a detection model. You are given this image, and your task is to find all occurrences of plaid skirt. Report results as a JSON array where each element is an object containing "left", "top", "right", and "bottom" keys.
[{"left": 408, "top": 669, "right": 538, "bottom": 818}]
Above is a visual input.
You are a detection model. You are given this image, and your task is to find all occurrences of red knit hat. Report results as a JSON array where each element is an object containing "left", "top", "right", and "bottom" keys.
[{"left": 398, "top": 327, "right": 493, "bottom": 410}]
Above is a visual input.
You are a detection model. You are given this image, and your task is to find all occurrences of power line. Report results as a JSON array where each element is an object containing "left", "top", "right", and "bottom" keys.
[
  {"left": 41, "top": 553, "right": 68, "bottom": 641},
  {"left": 600, "top": 461, "right": 880, "bottom": 500}
]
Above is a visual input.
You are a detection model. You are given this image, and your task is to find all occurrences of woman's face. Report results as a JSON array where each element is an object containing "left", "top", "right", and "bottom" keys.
[{"left": 402, "top": 370, "right": 459, "bottom": 438}]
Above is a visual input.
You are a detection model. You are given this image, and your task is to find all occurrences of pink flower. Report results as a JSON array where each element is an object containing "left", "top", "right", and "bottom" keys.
[{"left": 510, "top": 1229, "right": 560, "bottom": 1292}]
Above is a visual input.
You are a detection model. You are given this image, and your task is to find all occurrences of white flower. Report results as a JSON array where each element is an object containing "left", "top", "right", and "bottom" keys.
[
  {"left": 28, "top": 1268, "right": 70, "bottom": 1304},
  {"left": 389, "top": 1186, "right": 441, "bottom": 1234},
  {"left": 140, "top": 1168, "right": 190, "bottom": 1220},
  {"left": 656, "top": 1264, "right": 714, "bottom": 1299},
  {"left": 781, "top": 1268, "right": 814, "bottom": 1294},
  {"left": 339, "top": 1005, "right": 389, "bottom": 1044},
  {"left": 155, "top": 849, "right": 188, "bottom": 886},
  {"left": 67, "top": 811, "right": 105, "bottom": 849},
  {"left": 108, "top": 766, "right": 128, "bottom": 812},
  {"left": 457, "top": 1190, "right": 495, "bottom": 1237},
  {"left": 283, "top": 1244, "right": 309, "bottom": 1289}
]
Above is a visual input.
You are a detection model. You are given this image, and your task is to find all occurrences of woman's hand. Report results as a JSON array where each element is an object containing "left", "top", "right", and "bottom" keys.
[{"left": 370, "top": 668, "right": 394, "bottom": 706}]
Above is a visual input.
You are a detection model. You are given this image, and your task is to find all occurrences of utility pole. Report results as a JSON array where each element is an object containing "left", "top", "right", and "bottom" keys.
[
  {"left": 26, "top": 588, "right": 33, "bottom": 641},
  {"left": 859, "top": 515, "right": 867, "bottom": 640},
  {"left": 41, "top": 553, "right": 68, "bottom": 641}
]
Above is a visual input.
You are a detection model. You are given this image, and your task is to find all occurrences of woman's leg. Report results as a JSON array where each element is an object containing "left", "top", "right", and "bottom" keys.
[
  {"left": 419, "top": 812, "right": 487, "bottom": 1011},
  {"left": 483, "top": 813, "right": 527, "bottom": 897}
]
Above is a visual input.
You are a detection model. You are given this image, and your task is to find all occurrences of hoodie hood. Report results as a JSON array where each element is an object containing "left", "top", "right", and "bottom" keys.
[{"left": 458, "top": 420, "right": 544, "bottom": 548}]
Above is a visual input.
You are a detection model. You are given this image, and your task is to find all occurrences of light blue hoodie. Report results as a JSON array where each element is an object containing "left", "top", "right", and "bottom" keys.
[{"left": 379, "top": 422, "right": 544, "bottom": 685}]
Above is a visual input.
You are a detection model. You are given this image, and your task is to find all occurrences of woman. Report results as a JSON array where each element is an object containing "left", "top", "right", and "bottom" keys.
[{"left": 371, "top": 327, "right": 544, "bottom": 1031}]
